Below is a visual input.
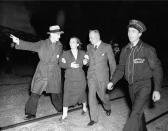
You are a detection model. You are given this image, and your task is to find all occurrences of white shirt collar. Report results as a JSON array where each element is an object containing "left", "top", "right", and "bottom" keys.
[
  {"left": 71, "top": 49, "right": 78, "bottom": 60},
  {"left": 94, "top": 40, "right": 101, "bottom": 48}
]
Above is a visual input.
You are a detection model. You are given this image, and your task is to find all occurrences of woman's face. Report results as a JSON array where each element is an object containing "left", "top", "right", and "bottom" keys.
[{"left": 70, "top": 38, "right": 79, "bottom": 49}]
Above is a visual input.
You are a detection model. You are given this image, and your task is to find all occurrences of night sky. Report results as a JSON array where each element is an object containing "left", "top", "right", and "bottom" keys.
[
  {"left": 26, "top": 1, "right": 168, "bottom": 47},
  {"left": 0, "top": 0, "right": 168, "bottom": 68}
]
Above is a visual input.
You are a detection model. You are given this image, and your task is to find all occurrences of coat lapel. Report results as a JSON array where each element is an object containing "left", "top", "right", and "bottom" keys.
[
  {"left": 69, "top": 50, "right": 80, "bottom": 61},
  {"left": 97, "top": 42, "right": 104, "bottom": 52},
  {"left": 69, "top": 50, "right": 75, "bottom": 61}
]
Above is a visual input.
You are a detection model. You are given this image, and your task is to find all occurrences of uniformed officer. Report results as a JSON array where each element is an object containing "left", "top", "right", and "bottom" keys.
[{"left": 107, "top": 19, "right": 163, "bottom": 131}]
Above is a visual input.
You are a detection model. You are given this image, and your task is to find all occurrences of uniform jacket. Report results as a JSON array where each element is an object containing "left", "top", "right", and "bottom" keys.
[
  {"left": 59, "top": 50, "right": 86, "bottom": 81},
  {"left": 86, "top": 42, "right": 116, "bottom": 83},
  {"left": 15, "top": 39, "right": 63, "bottom": 94},
  {"left": 112, "top": 40, "right": 163, "bottom": 91}
]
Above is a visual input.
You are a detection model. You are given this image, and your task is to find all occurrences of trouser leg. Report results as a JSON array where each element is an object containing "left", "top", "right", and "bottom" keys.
[
  {"left": 25, "top": 92, "right": 40, "bottom": 116},
  {"left": 51, "top": 93, "right": 63, "bottom": 112},
  {"left": 97, "top": 82, "right": 111, "bottom": 111},
  {"left": 123, "top": 87, "right": 150, "bottom": 131},
  {"left": 88, "top": 79, "right": 99, "bottom": 122}
]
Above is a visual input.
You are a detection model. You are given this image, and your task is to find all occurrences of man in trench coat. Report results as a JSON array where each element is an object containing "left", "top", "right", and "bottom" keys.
[
  {"left": 10, "top": 25, "right": 64, "bottom": 120},
  {"left": 85, "top": 30, "right": 116, "bottom": 126}
]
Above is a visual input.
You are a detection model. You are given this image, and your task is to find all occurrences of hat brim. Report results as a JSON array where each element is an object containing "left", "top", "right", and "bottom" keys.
[{"left": 47, "top": 31, "right": 64, "bottom": 34}]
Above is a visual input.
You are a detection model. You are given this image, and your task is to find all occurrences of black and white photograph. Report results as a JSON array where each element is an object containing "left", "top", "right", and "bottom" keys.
[{"left": 0, "top": 0, "right": 168, "bottom": 131}]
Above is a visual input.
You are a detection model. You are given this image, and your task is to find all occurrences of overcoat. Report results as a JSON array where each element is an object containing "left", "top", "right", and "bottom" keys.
[{"left": 15, "top": 39, "right": 63, "bottom": 95}]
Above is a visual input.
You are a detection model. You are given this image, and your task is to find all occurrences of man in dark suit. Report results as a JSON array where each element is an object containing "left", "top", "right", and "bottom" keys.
[
  {"left": 107, "top": 20, "right": 163, "bottom": 131},
  {"left": 85, "top": 30, "right": 116, "bottom": 126}
]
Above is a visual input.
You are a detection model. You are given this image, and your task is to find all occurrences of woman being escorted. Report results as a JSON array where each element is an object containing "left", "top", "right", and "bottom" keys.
[{"left": 59, "top": 37, "right": 88, "bottom": 121}]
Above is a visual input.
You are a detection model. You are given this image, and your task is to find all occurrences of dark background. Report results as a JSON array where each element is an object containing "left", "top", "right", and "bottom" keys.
[{"left": 0, "top": 0, "right": 168, "bottom": 76}]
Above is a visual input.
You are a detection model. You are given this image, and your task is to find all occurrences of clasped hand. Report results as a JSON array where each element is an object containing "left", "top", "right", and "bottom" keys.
[
  {"left": 61, "top": 58, "right": 66, "bottom": 63},
  {"left": 71, "top": 61, "right": 79, "bottom": 68},
  {"left": 152, "top": 91, "right": 161, "bottom": 102},
  {"left": 107, "top": 82, "right": 114, "bottom": 90},
  {"left": 83, "top": 59, "right": 88, "bottom": 65},
  {"left": 10, "top": 34, "right": 20, "bottom": 45},
  {"left": 83, "top": 55, "right": 89, "bottom": 65}
]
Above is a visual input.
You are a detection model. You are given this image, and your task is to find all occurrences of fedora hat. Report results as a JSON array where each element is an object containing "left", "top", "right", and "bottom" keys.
[{"left": 47, "top": 25, "right": 64, "bottom": 34}]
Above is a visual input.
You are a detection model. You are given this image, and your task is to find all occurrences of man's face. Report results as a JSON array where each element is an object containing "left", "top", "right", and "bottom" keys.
[
  {"left": 89, "top": 32, "right": 99, "bottom": 45},
  {"left": 50, "top": 33, "right": 61, "bottom": 42},
  {"left": 128, "top": 27, "right": 142, "bottom": 43}
]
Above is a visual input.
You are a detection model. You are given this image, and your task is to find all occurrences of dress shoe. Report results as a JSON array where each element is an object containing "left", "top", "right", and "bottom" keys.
[
  {"left": 87, "top": 120, "right": 96, "bottom": 126},
  {"left": 59, "top": 117, "right": 67, "bottom": 122},
  {"left": 105, "top": 110, "right": 111, "bottom": 116},
  {"left": 24, "top": 114, "right": 36, "bottom": 120},
  {"left": 81, "top": 110, "right": 87, "bottom": 115}
]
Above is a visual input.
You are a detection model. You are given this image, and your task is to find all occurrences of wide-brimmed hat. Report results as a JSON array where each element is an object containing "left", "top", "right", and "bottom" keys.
[
  {"left": 128, "top": 19, "right": 147, "bottom": 33},
  {"left": 47, "top": 25, "right": 64, "bottom": 34}
]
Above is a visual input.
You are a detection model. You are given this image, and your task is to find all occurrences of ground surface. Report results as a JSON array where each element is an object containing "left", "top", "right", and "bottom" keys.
[{"left": 0, "top": 65, "right": 168, "bottom": 131}]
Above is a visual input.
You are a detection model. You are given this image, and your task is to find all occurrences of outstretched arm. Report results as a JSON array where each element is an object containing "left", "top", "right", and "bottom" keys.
[{"left": 10, "top": 34, "right": 41, "bottom": 52}]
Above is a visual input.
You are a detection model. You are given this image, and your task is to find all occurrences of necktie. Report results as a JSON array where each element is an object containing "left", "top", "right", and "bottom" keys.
[{"left": 94, "top": 45, "right": 97, "bottom": 50}]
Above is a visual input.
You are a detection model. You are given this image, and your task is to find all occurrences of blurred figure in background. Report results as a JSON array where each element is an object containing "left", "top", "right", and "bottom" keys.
[
  {"left": 5, "top": 47, "right": 13, "bottom": 74},
  {"left": 59, "top": 37, "right": 87, "bottom": 121},
  {"left": 111, "top": 41, "right": 120, "bottom": 64},
  {"left": 10, "top": 25, "right": 64, "bottom": 120}
]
